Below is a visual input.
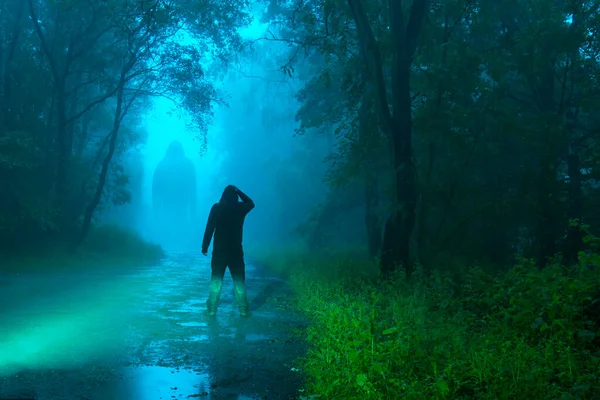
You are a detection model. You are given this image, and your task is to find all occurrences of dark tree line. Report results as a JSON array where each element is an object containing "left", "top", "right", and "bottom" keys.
[
  {"left": 260, "top": 0, "right": 600, "bottom": 273},
  {"left": 2, "top": 0, "right": 600, "bottom": 274},
  {"left": 0, "top": 0, "right": 249, "bottom": 251}
]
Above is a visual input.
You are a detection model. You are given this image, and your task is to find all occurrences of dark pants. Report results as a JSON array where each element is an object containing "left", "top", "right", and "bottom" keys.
[{"left": 206, "top": 252, "right": 249, "bottom": 315}]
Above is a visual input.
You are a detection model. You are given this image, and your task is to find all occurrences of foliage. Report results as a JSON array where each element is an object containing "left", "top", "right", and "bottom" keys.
[
  {"left": 259, "top": 233, "right": 600, "bottom": 399},
  {"left": 0, "top": 224, "right": 164, "bottom": 273},
  {"left": 80, "top": 224, "right": 164, "bottom": 262},
  {"left": 265, "top": 0, "right": 600, "bottom": 268},
  {"left": 0, "top": 0, "right": 250, "bottom": 248}
]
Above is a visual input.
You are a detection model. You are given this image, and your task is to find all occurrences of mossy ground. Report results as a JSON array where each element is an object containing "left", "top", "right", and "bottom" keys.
[{"left": 252, "top": 242, "right": 600, "bottom": 400}]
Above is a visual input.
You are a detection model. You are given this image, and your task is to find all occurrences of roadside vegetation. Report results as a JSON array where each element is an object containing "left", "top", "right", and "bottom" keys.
[
  {"left": 0, "top": 225, "right": 164, "bottom": 273},
  {"left": 257, "top": 231, "right": 600, "bottom": 400}
]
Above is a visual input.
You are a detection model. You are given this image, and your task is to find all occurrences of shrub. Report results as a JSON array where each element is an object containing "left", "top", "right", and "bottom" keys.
[
  {"left": 261, "top": 242, "right": 600, "bottom": 399},
  {"left": 80, "top": 224, "right": 164, "bottom": 262},
  {"left": 0, "top": 224, "right": 164, "bottom": 273}
]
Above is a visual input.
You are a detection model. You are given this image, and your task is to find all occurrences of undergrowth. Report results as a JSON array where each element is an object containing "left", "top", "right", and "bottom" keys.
[
  {"left": 255, "top": 239, "right": 600, "bottom": 399},
  {"left": 0, "top": 224, "right": 164, "bottom": 273}
]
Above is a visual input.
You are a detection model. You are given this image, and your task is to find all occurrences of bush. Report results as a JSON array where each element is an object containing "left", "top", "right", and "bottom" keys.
[
  {"left": 259, "top": 243, "right": 600, "bottom": 399},
  {"left": 0, "top": 224, "right": 164, "bottom": 273},
  {"left": 249, "top": 244, "right": 379, "bottom": 282},
  {"left": 80, "top": 224, "right": 164, "bottom": 261}
]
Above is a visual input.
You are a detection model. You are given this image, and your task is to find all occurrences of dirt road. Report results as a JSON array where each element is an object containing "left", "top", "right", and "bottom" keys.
[{"left": 0, "top": 252, "right": 306, "bottom": 400}]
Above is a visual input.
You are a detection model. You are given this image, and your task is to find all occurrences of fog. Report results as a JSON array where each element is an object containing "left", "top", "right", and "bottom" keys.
[
  {"left": 5, "top": 0, "right": 599, "bottom": 398},
  {"left": 101, "top": 18, "right": 343, "bottom": 253}
]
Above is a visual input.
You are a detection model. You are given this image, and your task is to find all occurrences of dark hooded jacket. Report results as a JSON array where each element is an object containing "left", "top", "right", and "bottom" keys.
[{"left": 202, "top": 186, "right": 255, "bottom": 256}]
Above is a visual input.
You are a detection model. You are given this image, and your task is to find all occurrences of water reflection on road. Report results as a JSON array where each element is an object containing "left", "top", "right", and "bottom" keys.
[
  {"left": 92, "top": 365, "right": 252, "bottom": 400},
  {"left": 0, "top": 251, "right": 306, "bottom": 399}
]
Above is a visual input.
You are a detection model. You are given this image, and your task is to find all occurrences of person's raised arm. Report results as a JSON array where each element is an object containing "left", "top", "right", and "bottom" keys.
[
  {"left": 202, "top": 205, "right": 217, "bottom": 255},
  {"left": 235, "top": 187, "right": 255, "bottom": 212}
]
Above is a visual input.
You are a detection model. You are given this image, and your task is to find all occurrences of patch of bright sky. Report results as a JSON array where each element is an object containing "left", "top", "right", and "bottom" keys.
[
  {"left": 140, "top": 11, "right": 269, "bottom": 231},
  {"left": 566, "top": 14, "right": 573, "bottom": 24}
]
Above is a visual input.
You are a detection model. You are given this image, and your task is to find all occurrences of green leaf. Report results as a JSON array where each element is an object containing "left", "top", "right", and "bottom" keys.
[
  {"left": 437, "top": 379, "right": 450, "bottom": 395},
  {"left": 356, "top": 373, "right": 368, "bottom": 387}
]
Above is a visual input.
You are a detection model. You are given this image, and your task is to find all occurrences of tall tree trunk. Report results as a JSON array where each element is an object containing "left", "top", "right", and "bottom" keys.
[
  {"left": 417, "top": 13, "right": 449, "bottom": 266},
  {"left": 565, "top": 117, "right": 582, "bottom": 264},
  {"left": 0, "top": 0, "right": 6, "bottom": 136},
  {"left": 1, "top": 1, "right": 22, "bottom": 133},
  {"left": 67, "top": 78, "right": 79, "bottom": 155},
  {"left": 383, "top": 60, "right": 417, "bottom": 277},
  {"left": 415, "top": 141, "right": 435, "bottom": 265},
  {"left": 27, "top": 0, "right": 72, "bottom": 229},
  {"left": 55, "top": 81, "right": 71, "bottom": 226},
  {"left": 365, "top": 173, "right": 382, "bottom": 258},
  {"left": 77, "top": 81, "right": 127, "bottom": 246},
  {"left": 533, "top": 44, "right": 561, "bottom": 265},
  {"left": 564, "top": 6, "right": 584, "bottom": 265},
  {"left": 359, "top": 51, "right": 382, "bottom": 259},
  {"left": 348, "top": 0, "right": 427, "bottom": 277},
  {"left": 76, "top": 38, "right": 140, "bottom": 246}
]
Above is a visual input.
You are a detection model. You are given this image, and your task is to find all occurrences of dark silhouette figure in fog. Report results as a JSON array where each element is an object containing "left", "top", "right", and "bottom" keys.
[
  {"left": 152, "top": 140, "right": 197, "bottom": 248},
  {"left": 202, "top": 185, "right": 255, "bottom": 317}
]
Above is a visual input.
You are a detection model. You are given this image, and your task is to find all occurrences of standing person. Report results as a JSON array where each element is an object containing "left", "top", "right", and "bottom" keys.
[{"left": 202, "top": 185, "right": 255, "bottom": 317}]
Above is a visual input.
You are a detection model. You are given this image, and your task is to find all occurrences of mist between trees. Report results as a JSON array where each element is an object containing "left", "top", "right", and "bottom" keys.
[
  {"left": 1, "top": 0, "right": 600, "bottom": 398},
  {"left": 0, "top": 0, "right": 597, "bottom": 268}
]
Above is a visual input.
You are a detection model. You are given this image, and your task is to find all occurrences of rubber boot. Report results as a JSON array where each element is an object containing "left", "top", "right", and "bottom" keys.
[
  {"left": 234, "top": 282, "right": 250, "bottom": 317},
  {"left": 206, "top": 279, "right": 222, "bottom": 316}
]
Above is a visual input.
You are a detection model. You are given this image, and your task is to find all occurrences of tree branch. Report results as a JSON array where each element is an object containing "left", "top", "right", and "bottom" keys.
[
  {"left": 27, "top": 0, "right": 59, "bottom": 80},
  {"left": 405, "top": 0, "right": 429, "bottom": 61},
  {"left": 347, "top": 0, "right": 393, "bottom": 135},
  {"left": 66, "top": 85, "right": 120, "bottom": 125}
]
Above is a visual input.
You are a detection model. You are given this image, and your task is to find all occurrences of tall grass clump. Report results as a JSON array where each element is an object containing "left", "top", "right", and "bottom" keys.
[{"left": 260, "top": 238, "right": 600, "bottom": 399}]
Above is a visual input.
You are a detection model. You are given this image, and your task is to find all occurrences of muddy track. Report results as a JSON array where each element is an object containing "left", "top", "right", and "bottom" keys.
[{"left": 0, "top": 252, "right": 307, "bottom": 400}]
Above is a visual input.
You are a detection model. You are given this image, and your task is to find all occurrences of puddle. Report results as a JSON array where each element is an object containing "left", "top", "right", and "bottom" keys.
[
  {"left": 92, "top": 366, "right": 253, "bottom": 400},
  {"left": 92, "top": 366, "right": 208, "bottom": 399},
  {"left": 245, "top": 333, "right": 270, "bottom": 342},
  {"left": 187, "top": 335, "right": 209, "bottom": 342},
  {"left": 185, "top": 300, "right": 205, "bottom": 306},
  {"left": 166, "top": 307, "right": 203, "bottom": 314},
  {"left": 178, "top": 322, "right": 207, "bottom": 327}
]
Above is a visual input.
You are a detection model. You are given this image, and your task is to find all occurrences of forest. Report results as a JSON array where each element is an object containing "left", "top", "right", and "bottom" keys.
[{"left": 1, "top": 0, "right": 600, "bottom": 399}]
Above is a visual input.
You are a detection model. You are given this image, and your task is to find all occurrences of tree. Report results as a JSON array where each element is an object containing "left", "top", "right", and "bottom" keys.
[
  {"left": 265, "top": 0, "right": 600, "bottom": 272},
  {"left": 347, "top": 0, "right": 428, "bottom": 275},
  {"left": 0, "top": 0, "right": 250, "bottom": 251}
]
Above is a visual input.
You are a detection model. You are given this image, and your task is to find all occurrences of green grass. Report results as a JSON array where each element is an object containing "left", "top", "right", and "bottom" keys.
[
  {"left": 253, "top": 245, "right": 600, "bottom": 400},
  {"left": 0, "top": 224, "right": 164, "bottom": 273}
]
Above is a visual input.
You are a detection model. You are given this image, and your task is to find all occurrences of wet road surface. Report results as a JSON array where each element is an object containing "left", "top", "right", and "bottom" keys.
[{"left": 0, "top": 252, "right": 306, "bottom": 399}]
